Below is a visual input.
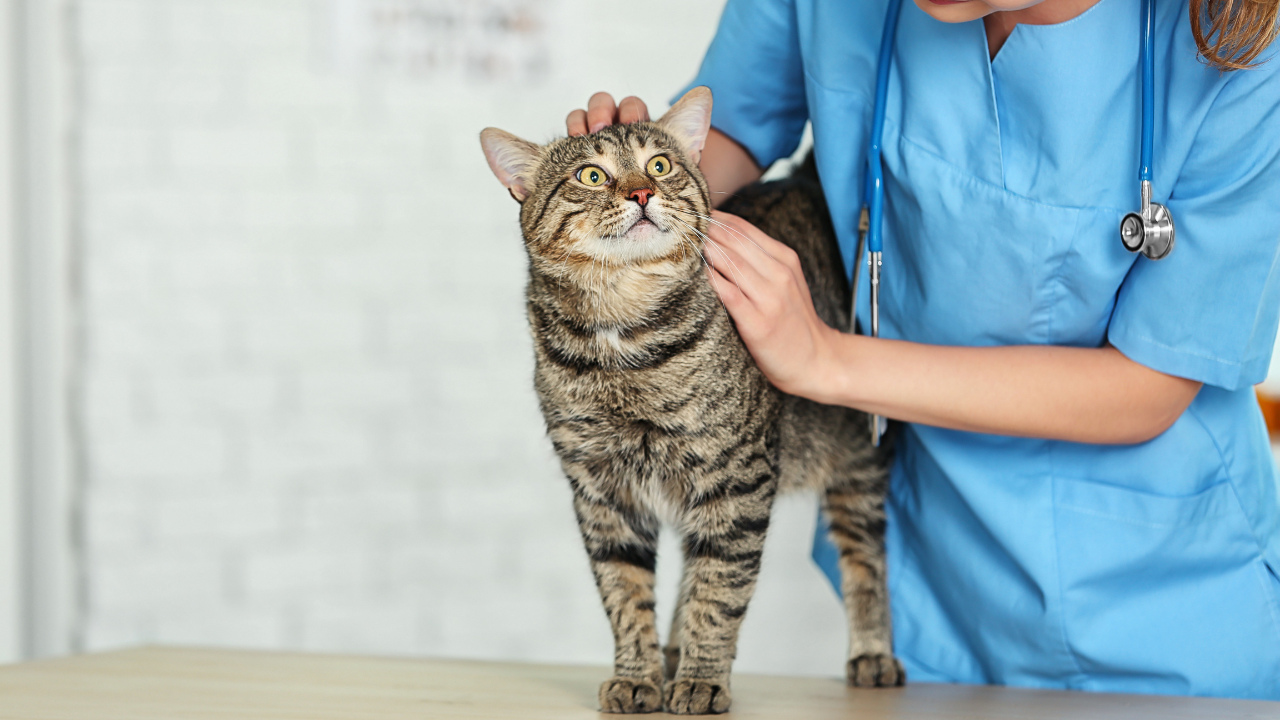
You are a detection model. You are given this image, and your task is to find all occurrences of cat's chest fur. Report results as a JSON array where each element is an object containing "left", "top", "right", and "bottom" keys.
[{"left": 528, "top": 270, "right": 779, "bottom": 517}]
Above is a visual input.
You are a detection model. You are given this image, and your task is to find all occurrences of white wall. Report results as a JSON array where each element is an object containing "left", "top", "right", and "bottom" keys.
[
  {"left": 0, "top": 0, "right": 21, "bottom": 664},
  {"left": 14, "top": 0, "right": 81, "bottom": 662},
  {"left": 68, "top": 0, "right": 849, "bottom": 676}
]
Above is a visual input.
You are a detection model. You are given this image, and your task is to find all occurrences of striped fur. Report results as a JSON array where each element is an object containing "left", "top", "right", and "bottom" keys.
[{"left": 482, "top": 97, "right": 900, "bottom": 714}]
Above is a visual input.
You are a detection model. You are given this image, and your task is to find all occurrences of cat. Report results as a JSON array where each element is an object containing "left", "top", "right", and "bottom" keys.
[{"left": 479, "top": 86, "right": 901, "bottom": 715}]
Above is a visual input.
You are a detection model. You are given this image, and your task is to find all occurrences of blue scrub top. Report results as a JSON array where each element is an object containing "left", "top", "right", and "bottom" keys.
[{"left": 682, "top": 0, "right": 1280, "bottom": 700}]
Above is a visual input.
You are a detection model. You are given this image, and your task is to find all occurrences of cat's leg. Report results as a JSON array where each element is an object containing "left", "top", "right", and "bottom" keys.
[
  {"left": 822, "top": 483, "right": 904, "bottom": 687},
  {"left": 573, "top": 491, "right": 664, "bottom": 713},
  {"left": 664, "top": 475, "right": 775, "bottom": 715},
  {"left": 663, "top": 560, "right": 689, "bottom": 681}
]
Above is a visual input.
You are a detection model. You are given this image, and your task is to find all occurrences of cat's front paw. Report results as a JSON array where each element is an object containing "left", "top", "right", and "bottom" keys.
[
  {"left": 847, "top": 653, "right": 905, "bottom": 687},
  {"left": 663, "top": 678, "right": 731, "bottom": 715},
  {"left": 598, "top": 676, "right": 662, "bottom": 714}
]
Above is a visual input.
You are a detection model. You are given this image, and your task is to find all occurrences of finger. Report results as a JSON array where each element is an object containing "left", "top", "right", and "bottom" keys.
[
  {"left": 566, "top": 108, "right": 588, "bottom": 136},
  {"left": 722, "top": 213, "right": 802, "bottom": 281},
  {"left": 707, "top": 264, "right": 767, "bottom": 345},
  {"left": 586, "top": 92, "right": 618, "bottom": 133},
  {"left": 706, "top": 263, "right": 755, "bottom": 319},
  {"left": 712, "top": 211, "right": 788, "bottom": 264},
  {"left": 706, "top": 223, "right": 779, "bottom": 290},
  {"left": 617, "top": 96, "right": 650, "bottom": 125},
  {"left": 712, "top": 212, "right": 800, "bottom": 288},
  {"left": 709, "top": 230, "right": 807, "bottom": 326},
  {"left": 705, "top": 234, "right": 765, "bottom": 299},
  {"left": 705, "top": 263, "right": 737, "bottom": 301}
]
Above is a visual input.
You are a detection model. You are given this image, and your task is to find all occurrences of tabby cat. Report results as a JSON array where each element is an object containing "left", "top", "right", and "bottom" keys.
[{"left": 479, "top": 87, "right": 900, "bottom": 715}]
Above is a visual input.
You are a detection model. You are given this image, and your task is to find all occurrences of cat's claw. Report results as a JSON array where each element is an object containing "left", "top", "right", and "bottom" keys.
[
  {"left": 598, "top": 676, "right": 662, "bottom": 714},
  {"left": 663, "top": 678, "right": 732, "bottom": 715},
  {"left": 847, "top": 653, "right": 906, "bottom": 687}
]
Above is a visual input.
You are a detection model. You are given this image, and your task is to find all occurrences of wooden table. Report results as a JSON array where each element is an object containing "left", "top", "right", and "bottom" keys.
[{"left": 0, "top": 646, "right": 1276, "bottom": 719}]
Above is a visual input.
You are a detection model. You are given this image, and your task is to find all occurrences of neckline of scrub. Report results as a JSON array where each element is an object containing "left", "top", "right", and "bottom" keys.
[{"left": 989, "top": 0, "right": 1123, "bottom": 74}]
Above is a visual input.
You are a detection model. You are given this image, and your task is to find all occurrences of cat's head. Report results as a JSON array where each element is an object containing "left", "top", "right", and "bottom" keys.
[{"left": 479, "top": 87, "right": 713, "bottom": 275}]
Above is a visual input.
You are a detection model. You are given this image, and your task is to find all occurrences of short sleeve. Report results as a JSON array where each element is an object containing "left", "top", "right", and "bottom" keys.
[
  {"left": 1108, "top": 59, "right": 1280, "bottom": 391},
  {"left": 674, "top": 0, "right": 808, "bottom": 168}
]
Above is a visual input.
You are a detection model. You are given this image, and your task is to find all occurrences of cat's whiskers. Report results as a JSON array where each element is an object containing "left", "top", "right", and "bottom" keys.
[
  {"left": 669, "top": 216, "right": 748, "bottom": 289},
  {"left": 667, "top": 207, "right": 770, "bottom": 258},
  {"left": 668, "top": 207, "right": 764, "bottom": 255},
  {"left": 697, "top": 234, "right": 748, "bottom": 291},
  {"left": 669, "top": 224, "right": 711, "bottom": 273},
  {"left": 666, "top": 223, "right": 710, "bottom": 275},
  {"left": 668, "top": 223, "right": 734, "bottom": 321}
]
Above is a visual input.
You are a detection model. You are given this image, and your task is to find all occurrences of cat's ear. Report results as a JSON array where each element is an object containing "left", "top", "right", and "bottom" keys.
[
  {"left": 657, "top": 86, "right": 713, "bottom": 164},
  {"left": 480, "top": 128, "right": 540, "bottom": 203}
]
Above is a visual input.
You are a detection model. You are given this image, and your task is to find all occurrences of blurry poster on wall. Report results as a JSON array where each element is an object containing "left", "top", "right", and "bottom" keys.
[{"left": 327, "top": 0, "right": 552, "bottom": 82}]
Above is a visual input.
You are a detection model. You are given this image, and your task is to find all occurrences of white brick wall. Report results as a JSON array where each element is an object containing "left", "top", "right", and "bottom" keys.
[{"left": 73, "top": 0, "right": 850, "bottom": 676}]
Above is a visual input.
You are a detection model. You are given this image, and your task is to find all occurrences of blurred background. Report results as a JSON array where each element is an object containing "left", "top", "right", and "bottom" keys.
[
  {"left": 5, "top": 0, "right": 1280, "bottom": 679},
  {"left": 0, "top": 0, "right": 854, "bottom": 676}
]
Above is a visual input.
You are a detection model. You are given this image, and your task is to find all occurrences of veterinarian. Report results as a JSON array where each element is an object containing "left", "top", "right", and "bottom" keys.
[{"left": 566, "top": 0, "right": 1280, "bottom": 700}]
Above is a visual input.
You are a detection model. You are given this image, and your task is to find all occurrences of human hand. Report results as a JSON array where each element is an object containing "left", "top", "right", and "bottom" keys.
[
  {"left": 703, "top": 211, "right": 843, "bottom": 403},
  {"left": 566, "top": 92, "right": 651, "bottom": 136}
]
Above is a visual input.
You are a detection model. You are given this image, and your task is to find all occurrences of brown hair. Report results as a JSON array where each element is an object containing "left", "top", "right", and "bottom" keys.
[{"left": 1191, "top": 0, "right": 1280, "bottom": 70}]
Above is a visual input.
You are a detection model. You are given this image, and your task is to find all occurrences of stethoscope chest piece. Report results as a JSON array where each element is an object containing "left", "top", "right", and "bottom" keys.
[{"left": 1120, "top": 180, "right": 1175, "bottom": 260}]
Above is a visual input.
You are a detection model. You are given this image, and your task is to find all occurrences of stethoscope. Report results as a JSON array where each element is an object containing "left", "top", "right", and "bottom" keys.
[{"left": 852, "top": 0, "right": 1175, "bottom": 446}]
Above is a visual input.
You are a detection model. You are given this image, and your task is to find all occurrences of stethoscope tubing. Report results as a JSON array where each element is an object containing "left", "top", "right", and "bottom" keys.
[
  {"left": 1140, "top": 0, "right": 1154, "bottom": 181},
  {"left": 865, "top": 0, "right": 904, "bottom": 257}
]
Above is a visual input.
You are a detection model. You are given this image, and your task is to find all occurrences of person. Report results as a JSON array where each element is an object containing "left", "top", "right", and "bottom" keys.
[{"left": 566, "top": 0, "right": 1280, "bottom": 701}]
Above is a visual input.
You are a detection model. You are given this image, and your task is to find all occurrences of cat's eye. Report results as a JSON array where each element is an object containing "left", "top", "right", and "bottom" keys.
[
  {"left": 646, "top": 155, "right": 672, "bottom": 177},
  {"left": 577, "top": 165, "right": 608, "bottom": 187}
]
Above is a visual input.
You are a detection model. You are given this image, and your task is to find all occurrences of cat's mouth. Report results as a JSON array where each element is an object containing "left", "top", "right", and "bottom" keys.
[
  {"left": 624, "top": 216, "right": 660, "bottom": 238},
  {"left": 580, "top": 208, "right": 685, "bottom": 265}
]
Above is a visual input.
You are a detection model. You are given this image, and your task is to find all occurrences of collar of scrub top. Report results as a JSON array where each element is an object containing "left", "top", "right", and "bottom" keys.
[{"left": 852, "top": 0, "right": 1172, "bottom": 446}]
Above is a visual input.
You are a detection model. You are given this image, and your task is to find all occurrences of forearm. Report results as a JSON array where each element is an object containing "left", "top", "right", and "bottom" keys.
[
  {"left": 816, "top": 333, "right": 1202, "bottom": 445},
  {"left": 700, "top": 129, "right": 762, "bottom": 206}
]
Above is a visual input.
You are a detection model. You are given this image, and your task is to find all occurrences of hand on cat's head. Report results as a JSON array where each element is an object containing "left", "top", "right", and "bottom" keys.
[{"left": 566, "top": 93, "right": 650, "bottom": 137}]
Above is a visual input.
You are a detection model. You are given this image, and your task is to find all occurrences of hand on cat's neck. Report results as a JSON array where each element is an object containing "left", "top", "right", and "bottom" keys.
[{"left": 983, "top": 0, "right": 1103, "bottom": 60}]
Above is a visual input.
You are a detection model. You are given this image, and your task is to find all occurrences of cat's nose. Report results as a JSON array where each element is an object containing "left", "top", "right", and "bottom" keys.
[{"left": 628, "top": 188, "right": 654, "bottom": 206}]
